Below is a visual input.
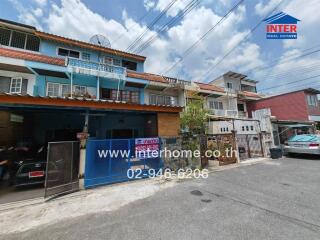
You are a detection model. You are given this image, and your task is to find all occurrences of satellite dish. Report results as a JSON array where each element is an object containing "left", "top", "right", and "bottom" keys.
[{"left": 89, "top": 34, "right": 111, "bottom": 48}]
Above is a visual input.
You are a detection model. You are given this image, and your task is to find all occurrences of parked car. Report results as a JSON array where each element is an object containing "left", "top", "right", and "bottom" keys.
[
  {"left": 15, "top": 161, "right": 47, "bottom": 187},
  {"left": 284, "top": 134, "right": 320, "bottom": 155}
]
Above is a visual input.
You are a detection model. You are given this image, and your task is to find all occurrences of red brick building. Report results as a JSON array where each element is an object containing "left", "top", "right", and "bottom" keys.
[{"left": 247, "top": 88, "right": 320, "bottom": 122}]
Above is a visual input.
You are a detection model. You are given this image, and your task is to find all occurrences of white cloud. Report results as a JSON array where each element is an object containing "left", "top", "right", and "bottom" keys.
[
  {"left": 255, "top": 0, "right": 282, "bottom": 17},
  {"left": 32, "top": 0, "right": 47, "bottom": 7},
  {"left": 9, "top": 0, "right": 265, "bottom": 84},
  {"left": 33, "top": 8, "right": 43, "bottom": 17},
  {"left": 143, "top": 0, "right": 156, "bottom": 11},
  {"left": 253, "top": 0, "right": 320, "bottom": 92}
]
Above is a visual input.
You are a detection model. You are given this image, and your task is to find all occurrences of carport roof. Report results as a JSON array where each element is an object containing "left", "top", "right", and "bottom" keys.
[{"left": 0, "top": 93, "right": 182, "bottom": 113}]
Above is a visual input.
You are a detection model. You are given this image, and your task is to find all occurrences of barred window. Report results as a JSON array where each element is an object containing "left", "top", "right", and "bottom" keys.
[
  {"left": 121, "top": 90, "right": 131, "bottom": 102},
  {"left": 0, "top": 28, "right": 40, "bottom": 52},
  {"left": 0, "top": 28, "right": 11, "bottom": 46},
  {"left": 26, "top": 35, "right": 40, "bottom": 51},
  {"left": 131, "top": 91, "right": 139, "bottom": 103},
  {"left": 10, "top": 31, "right": 26, "bottom": 49}
]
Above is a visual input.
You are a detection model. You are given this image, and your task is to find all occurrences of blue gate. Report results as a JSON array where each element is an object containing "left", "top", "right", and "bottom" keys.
[{"left": 84, "top": 138, "right": 163, "bottom": 188}]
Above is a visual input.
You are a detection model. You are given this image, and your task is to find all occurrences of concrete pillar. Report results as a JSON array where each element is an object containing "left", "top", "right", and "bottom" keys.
[{"left": 79, "top": 112, "right": 89, "bottom": 190}]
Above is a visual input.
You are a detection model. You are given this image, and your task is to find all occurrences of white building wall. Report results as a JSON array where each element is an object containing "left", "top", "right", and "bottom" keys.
[{"left": 0, "top": 69, "right": 36, "bottom": 95}]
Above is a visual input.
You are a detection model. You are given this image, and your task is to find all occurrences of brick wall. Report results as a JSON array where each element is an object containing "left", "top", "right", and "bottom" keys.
[
  {"left": 247, "top": 91, "right": 309, "bottom": 121},
  {"left": 157, "top": 113, "right": 180, "bottom": 137}
]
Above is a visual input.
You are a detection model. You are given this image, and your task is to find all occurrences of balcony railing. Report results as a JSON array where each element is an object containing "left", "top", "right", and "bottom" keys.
[
  {"left": 67, "top": 58, "right": 126, "bottom": 79},
  {"left": 208, "top": 109, "right": 238, "bottom": 118}
]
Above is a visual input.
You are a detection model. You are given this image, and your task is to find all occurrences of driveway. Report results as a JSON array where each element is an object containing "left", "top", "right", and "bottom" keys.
[{"left": 3, "top": 157, "right": 320, "bottom": 240}]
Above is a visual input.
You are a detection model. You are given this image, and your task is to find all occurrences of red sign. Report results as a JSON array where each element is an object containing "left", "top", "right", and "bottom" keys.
[{"left": 135, "top": 138, "right": 159, "bottom": 152}]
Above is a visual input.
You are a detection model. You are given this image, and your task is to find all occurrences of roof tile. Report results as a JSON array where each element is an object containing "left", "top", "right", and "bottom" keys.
[{"left": 0, "top": 47, "right": 65, "bottom": 66}]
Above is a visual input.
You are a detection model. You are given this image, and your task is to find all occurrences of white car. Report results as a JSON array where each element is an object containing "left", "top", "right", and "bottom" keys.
[{"left": 284, "top": 134, "right": 320, "bottom": 155}]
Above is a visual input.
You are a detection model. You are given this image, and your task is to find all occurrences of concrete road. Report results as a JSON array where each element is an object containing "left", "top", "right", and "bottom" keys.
[{"left": 4, "top": 157, "right": 320, "bottom": 240}]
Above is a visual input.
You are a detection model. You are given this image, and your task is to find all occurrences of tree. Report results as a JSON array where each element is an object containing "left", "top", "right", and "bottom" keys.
[{"left": 181, "top": 96, "right": 208, "bottom": 135}]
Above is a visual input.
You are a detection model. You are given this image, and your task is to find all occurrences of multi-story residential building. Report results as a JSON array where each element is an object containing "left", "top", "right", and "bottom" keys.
[
  {"left": 0, "top": 19, "right": 184, "bottom": 147},
  {"left": 208, "top": 71, "right": 261, "bottom": 119},
  {"left": 247, "top": 88, "right": 320, "bottom": 123}
]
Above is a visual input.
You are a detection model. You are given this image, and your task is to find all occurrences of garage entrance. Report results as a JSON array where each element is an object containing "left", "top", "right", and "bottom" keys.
[{"left": 0, "top": 108, "right": 85, "bottom": 204}]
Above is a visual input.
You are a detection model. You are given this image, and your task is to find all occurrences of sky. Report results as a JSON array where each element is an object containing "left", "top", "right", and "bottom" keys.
[{"left": 2, "top": 0, "right": 320, "bottom": 94}]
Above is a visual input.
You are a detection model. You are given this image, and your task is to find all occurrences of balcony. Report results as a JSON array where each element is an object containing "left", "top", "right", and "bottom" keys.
[
  {"left": 67, "top": 58, "right": 126, "bottom": 79},
  {"left": 208, "top": 109, "right": 238, "bottom": 118}
]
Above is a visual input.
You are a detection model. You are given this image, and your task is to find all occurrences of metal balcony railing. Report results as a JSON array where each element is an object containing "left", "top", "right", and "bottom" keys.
[
  {"left": 67, "top": 58, "right": 126, "bottom": 79},
  {"left": 208, "top": 109, "right": 239, "bottom": 118}
]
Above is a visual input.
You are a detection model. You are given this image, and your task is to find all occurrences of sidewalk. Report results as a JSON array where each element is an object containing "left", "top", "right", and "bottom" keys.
[{"left": 0, "top": 157, "right": 271, "bottom": 235}]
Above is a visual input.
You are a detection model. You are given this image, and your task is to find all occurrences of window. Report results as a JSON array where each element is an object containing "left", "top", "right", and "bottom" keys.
[
  {"left": 122, "top": 60, "right": 137, "bottom": 71},
  {"left": 101, "top": 56, "right": 113, "bottom": 65},
  {"left": 82, "top": 52, "right": 91, "bottom": 61},
  {"left": 209, "top": 101, "right": 223, "bottom": 109},
  {"left": 10, "top": 78, "right": 22, "bottom": 93},
  {"left": 246, "top": 126, "right": 249, "bottom": 131},
  {"left": 131, "top": 91, "right": 139, "bottom": 103},
  {"left": 0, "top": 28, "right": 40, "bottom": 52},
  {"left": 61, "top": 84, "right": 71, "bottom": 97},
  {"left": 113, "top": 59, "right": 121, "bottom": 66},
  {"left": 57, "top": 47, "right": 80, "bottom": 58},
  {"left": 26, "top": 35, "right": 40, "bottom": 51},
  {"left": 10, "top": 31, "right": 26, "bottom": 49},
  {"left": 0, "top": 28, "right": 11, "bottom": 46},
  {"left": 47, "top": 83, "right": 60, "bottom": 97},
  {"left": 250, "top": 126, "right": 254, "bottom": 131},
  {"left": 73, "top": 85, "right": 87, "bottom": 96},
  {"left": 242, "top": 126, "right": 245, "bottom": 131},
  {"left": 150, "top": 95, "right": 157, "bottom": 105},
  {"left": 149, "top": 94, "right": 177, "bottom": 106},
  {"left": 121, "top": 90, "right": 131, "bottom": 102},
  {"left": 227, "top": 82, "right": 233, "bottom": 89},
  {"left": 307, "top": 95, "right": 318, "bottom": 107},
  {"left": 237, "top": 103, "right": 245, "bottom": 111},
  {"left": 157, "top": 95, "right": 165, "bottom": 105},
  {"left": 100, "top": 89, "right": 140, "bottom": 103}
]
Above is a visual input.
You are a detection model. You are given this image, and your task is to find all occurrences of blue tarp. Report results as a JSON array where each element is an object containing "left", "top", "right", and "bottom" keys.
[{"left": 288, "top": 134, "right": 320, "bottom": 142}]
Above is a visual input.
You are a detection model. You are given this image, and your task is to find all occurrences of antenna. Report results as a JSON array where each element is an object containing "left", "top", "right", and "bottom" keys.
[{"left": 89, "top": 34, "right": 111, "bottom": 48}]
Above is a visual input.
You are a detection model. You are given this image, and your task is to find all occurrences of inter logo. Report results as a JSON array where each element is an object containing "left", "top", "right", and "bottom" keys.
[{"left": 263, "top": 12, "right": 300, "bottom": 39}]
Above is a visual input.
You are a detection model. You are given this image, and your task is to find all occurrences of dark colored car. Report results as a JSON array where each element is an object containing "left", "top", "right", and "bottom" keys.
[{"left": 15, "top": 161, "right": 47, "bottom": 187}]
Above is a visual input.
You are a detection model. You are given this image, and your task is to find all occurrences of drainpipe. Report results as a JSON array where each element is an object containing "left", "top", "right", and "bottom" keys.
[
  {"left": 79, "top": 111, "right": 89, "bottom": 190},
  {"left": 97, "top": 75, "right": 100, "bottom": 100},
  {"left": 116, "top": 75, "right": 121, "bottom": 101},
  {"left": 70, "top": 71, "right": 73, "bottom": 98}
]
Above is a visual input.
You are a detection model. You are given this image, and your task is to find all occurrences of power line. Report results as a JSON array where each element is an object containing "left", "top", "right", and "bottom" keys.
[
  {"left": 201, "top": 0, "right": 284, "bottom": 82},
  {"left": 126, "top": 0, "right": 177, "bottom": 52},
  {"left": 245, "top": 44, "right": 320, "bottom": 75},
  {"left": 264, "top": 81, "right": 320, "bottom": 95},
  {"left": 112, "top": 5, "right": 156, "bottom": 44},
  {"left": 249, "top": 49, "right": 320, "bottom": 73},
  {"left": 134, "top": 0, "right": 200, "bottom": 54},
  {"left": 257, "top": 61, "right": 320, "bottom": 80},
  {"left": 258, "top": 74, "right": 320, "bottom": 91},
  {"left": 161, "top": 0, "right": 245, "bottom": 76}
]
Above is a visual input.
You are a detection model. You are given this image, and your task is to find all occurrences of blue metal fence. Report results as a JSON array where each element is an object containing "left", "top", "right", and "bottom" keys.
[{"left": 84, "top": 138, "right": 163, "bottom": 188}]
